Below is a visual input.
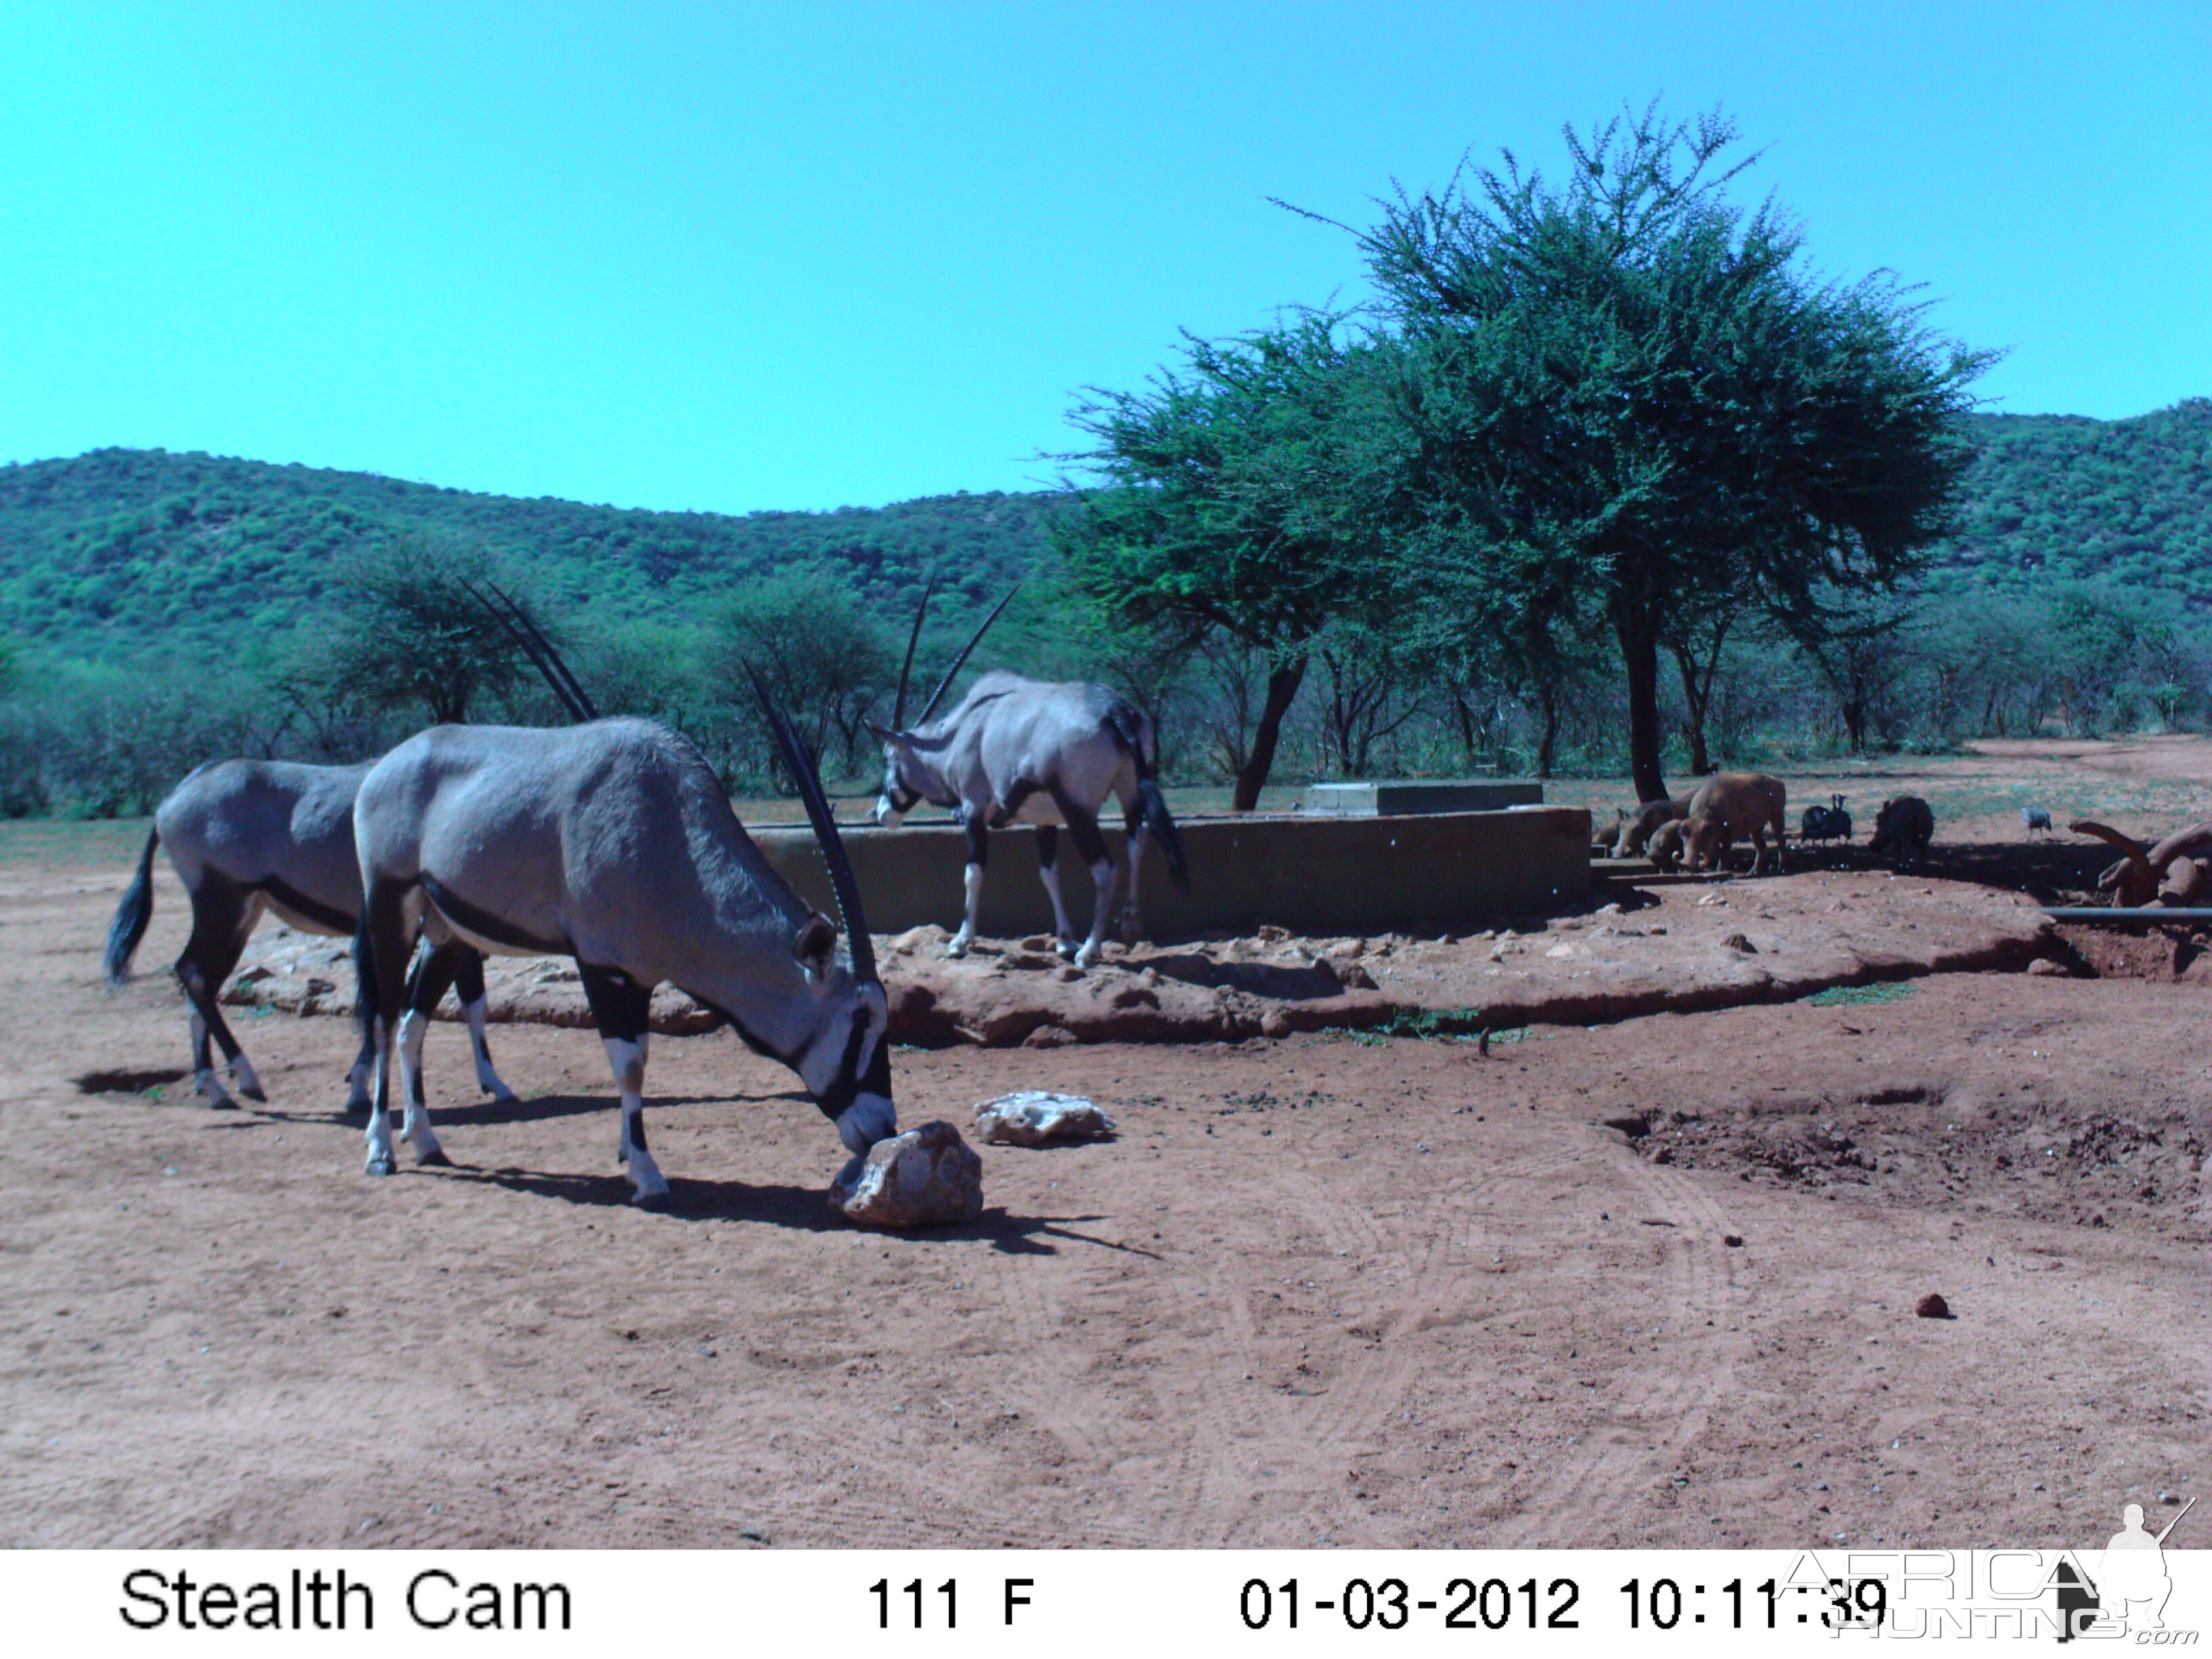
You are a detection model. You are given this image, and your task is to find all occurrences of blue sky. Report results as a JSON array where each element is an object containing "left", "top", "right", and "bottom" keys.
[{"left": 3, "top": 2, "right": 2206, "bottom": 514}]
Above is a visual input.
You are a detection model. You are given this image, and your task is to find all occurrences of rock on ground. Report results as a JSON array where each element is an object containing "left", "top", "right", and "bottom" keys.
[
  {"left": 974, "top": 1091, "right": 1118, "bottom": 1147},
  {"left": 830, "top": 1121, "right": 984, "bottom": 1229}
]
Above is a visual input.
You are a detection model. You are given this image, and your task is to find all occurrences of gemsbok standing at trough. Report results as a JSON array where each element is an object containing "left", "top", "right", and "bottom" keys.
[
  {"left": 352, "top": 674, "right": 894, "bottom": 1206},
  {"left": 868, "top": 582, "right": 1189, "bottom": 968}
]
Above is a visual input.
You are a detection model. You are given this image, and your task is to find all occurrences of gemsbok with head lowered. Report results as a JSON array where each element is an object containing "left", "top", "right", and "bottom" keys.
[
  {"left": 352, "top": 678, "right": 893, "bottom": 1206},
  {"left": 869, "top": 583, "right": 1189, "bottom": 968}
]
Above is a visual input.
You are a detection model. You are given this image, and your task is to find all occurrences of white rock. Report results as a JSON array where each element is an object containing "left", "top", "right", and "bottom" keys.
[{"left": 974, "top": 1090, "right": 1118, "bottom": 1147}]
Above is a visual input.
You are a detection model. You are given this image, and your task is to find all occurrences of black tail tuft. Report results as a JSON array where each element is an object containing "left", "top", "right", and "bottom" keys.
[
  {"left": 103, "top": 827, "right": 162, "bottom": 989},
  {"left": 1136, "top": 777, "right": 1191, "bottom": 892}
]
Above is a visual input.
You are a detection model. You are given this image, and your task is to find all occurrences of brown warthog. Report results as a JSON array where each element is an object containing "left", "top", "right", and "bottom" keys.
[
  {"left": 1682, "top": 771, "right": 1788, "bottom": 875},
  {"left": 1611, "top": 793, "right": 1693, "bottom": 858},
  {"left": 1646, "top": 817, "right": 1688, "bottom": 872},
  {"left": 1868, "top": 795, "right": 1935, "bottom": 870}
]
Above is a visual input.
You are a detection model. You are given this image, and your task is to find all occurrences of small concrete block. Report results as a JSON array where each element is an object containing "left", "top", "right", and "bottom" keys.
[
  {"left": 975, "top": 1090, "right": 1118, "bottom": 1147},
  {"left": 830, "top": 1122, "right": 983, "bottom": 1228}
]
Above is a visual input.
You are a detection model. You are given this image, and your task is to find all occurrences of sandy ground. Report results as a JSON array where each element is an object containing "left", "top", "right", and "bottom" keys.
[{"left": 3, "top": 741, "right": 2209, "bottom": 1550}]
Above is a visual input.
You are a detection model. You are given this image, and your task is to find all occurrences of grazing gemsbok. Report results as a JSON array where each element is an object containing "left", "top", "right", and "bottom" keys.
[
  {"left": 351, "top": 680, "right": 893, "bottom": 1206},
  {"left": 104, "top": 758, "right": 516, "bottom": 1112},
  {"left": 868, "top": 583, "right": 1189, "bottom": 968}
]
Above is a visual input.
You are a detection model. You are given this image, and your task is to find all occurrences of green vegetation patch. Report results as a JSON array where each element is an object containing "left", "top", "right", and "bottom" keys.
[{"left": 1803, "top": 981, "right": 1919, "bottom": 1007}]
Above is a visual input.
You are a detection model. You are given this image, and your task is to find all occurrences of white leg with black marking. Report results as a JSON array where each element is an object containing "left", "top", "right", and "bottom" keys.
[
  {"left": 1076, "top": 856, "right": 1115, "bottom": 968},
  {"left": 190, "top": 1008, "right": 236, "bottom": 1109},
  {"left": 396, "top": 1008, "right": 449, "bottom": 1165},
  {"left": 605, "top": 1036, "right": 668, "bottom": 1206},
  {"left": 1036, "top": 825, "right": 1080, "bottom": 954},
  {"left": 363, "top": 1033, "right": 397, "bottom": 1178},
  {"left": 948, "top": 862, "right": 983, "bottom": 958},
  {"left": 1121, "top": 816, "right": 1148, "bottom": 943},
  {"left": 464, "top": 995, "right": 516, "bottom": 1101},
  {"left": 229, "top": 1052, "right": 264, "bottom": 1101}
]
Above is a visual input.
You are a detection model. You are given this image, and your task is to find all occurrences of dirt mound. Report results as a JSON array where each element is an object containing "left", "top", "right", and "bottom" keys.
[{"left": 225, "top": 871, "right": 2055, "bottom": 1046}]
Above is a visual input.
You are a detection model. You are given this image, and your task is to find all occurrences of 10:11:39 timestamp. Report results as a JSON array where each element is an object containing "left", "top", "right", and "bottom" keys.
[{"left": 1621, "top": 1576, "right": 1889, "bottom": 1629}]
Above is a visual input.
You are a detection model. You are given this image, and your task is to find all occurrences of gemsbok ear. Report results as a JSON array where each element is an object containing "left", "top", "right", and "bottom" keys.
[
  {"left": 792, "top": 913, "right": 838, "bottom": 979},
  {"left": 865, "top": 720, "right": 896, "bottom": 742}
]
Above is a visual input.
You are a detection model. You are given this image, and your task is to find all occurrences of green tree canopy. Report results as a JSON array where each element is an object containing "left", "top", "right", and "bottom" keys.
[
  {"left": 1349, "top": 102, "right": 1994, "bottom": 800},
  {"left": 1055, "top": 314, "right": 1398, "bottom": 807}
]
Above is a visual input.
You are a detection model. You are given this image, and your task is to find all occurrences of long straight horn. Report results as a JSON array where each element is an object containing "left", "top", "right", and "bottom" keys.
[
  {"left": 914, "top": 581, "right": 1022, "bottom": 726},
  {"left": 890, "top": 574, "right": 939, "bottom": 731},
  {"left": 462, "top": 579, "right": 601, "bottom": 723},
  {"left": 746, "top": 665, "right": 878, "bottom": 986}
]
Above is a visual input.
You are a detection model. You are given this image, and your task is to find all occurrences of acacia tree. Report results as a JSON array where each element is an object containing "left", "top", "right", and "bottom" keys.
[
  {"left": 315, "top": 538, "right": 533, "bottom": 726},
  {"left": 1343, "top": 102, "right": 1992, "bottom": 802},
  {"left": 705, "top": 560, "right": 893, "bottom": 778},
  {"left": 1056, "top": 314, "right": 1396, "bottom": 808}
]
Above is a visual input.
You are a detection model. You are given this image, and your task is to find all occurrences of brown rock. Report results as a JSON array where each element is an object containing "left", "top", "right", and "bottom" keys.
[
  {"left": 1338, "top": 962, "right": 1378, "bottom": 990},
  {"left": 831, "top": 1122, "right": 983, "bottom": 1228},
  {"left": 1914, "top": 1292, "right": 1954, "bottom": 1319},
  {"left": 1721, "top": 933, "right": 1756, "bottom": 954},
  {"left": 2027, "top": 957, "right": 2069, "bottom": 977},
  {"left": 1022, "top": 1023, "right": 1077, "bottom": 1048}
]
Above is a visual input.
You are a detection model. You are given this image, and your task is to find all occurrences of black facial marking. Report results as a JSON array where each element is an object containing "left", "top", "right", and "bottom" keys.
[{"left": 812, "top": 1003, "right": 888, "bottom": 1124}]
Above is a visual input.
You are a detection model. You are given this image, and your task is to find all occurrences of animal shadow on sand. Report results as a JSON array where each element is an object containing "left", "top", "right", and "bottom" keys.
[{"left": 429, "top": 1160, "right": 1103, "bottom": 1256}]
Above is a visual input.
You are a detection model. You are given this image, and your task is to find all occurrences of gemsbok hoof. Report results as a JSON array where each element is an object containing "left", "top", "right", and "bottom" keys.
[
  {"left": 365, "top": 1155, "right": 396, "bottom": 1178},
  {"left": 417, "top": 1147, "right": 452, "bottom": 1168},
  {"left": 630, "top": 1188, "right": 671, "bottom": 1212}
]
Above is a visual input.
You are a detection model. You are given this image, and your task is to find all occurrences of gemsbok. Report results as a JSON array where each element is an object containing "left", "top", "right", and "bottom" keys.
[
  {"left": 104, "top": 759, "right": 516, "bottom": 1111},
  {"left": 351, "top": 676, "right": 893, "bottom": 1206},
  {"left": 104, "top": 581, "right": 596, "bottom": 1113},
  {"left": 868, "top": 583, "right": 1189, "bottom": 967}
]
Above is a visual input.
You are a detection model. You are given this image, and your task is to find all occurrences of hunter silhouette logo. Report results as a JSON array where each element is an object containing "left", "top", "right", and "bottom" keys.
[{"left": 2060, "top": 1494, "right": 2196, "bottom": 1640}]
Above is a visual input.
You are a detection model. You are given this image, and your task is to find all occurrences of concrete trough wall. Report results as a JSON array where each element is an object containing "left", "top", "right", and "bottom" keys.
[{"left": 754, "top": 806, "right": 1592, "bottom": 939}]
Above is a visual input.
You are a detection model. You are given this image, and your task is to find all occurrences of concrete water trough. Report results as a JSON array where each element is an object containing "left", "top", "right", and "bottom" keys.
[{"left": 754, "top": 802, "right": 1593, "bottom": 939}]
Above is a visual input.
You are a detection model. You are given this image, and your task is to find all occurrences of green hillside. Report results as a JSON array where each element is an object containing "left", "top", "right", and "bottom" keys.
[
  {"left": 1929, "top": 399, "right": 2212, "bottom": 601},
  {"left": 6, "top": 401, "right": 2209, "bottom": 670},
  {"left": 0, "top": 446, "right": 1062, "bottom": 664}
]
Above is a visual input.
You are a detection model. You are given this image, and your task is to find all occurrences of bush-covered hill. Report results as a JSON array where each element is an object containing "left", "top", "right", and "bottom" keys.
[
  {"left": 1927, "top": 398, "right": 2212, "bottom": 602},
  {"left": 3, "top": 398, "right": 2209, "bottom": 665},
  {"left": 0, "top": 446, "right": 1063, "bottom": 663}
]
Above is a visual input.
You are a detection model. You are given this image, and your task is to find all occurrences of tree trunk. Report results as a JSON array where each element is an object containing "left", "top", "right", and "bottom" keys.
[
  {"left": 1232, "top": 657, "right": 1307, "bottom": 811},
  {"left": 1534, "top": 680, "right": 1560, "bottom": 778},
  {"left": 1618, "top": 617, "right": 1667, "bottom": 804},
  {"left": 1670, "top": 641, "right": 1715, "bottom": 775}
]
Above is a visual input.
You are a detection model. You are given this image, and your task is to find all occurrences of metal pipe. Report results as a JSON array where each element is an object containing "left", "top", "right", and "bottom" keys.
[{"left": 2040, "top": 906, "right": 2212, "bottom": 924}]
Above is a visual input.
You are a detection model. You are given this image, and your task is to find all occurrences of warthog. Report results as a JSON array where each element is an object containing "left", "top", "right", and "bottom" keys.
[
  {"left": 1868, "top": 795, "right": 1935, "bottom": 869},
  {"left": 1646, "top": 817, "right": 1688, "bottom": 872},
  {"left": 1683, "top": 771, "right": 1788, "bottom": 876},
  {"left": 1800, "top": 794, "right": 1852, "bottom": 844},
  {"left": 1611, "top": 794, "right": 1693, "bottom": 859}
]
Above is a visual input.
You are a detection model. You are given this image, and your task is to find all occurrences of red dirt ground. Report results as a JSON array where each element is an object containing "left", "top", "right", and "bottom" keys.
[{"left": 3, "top": 740, "right": 2207, "bottom": 1549}]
